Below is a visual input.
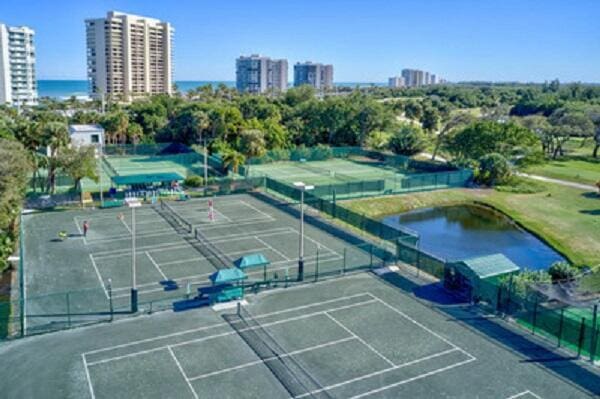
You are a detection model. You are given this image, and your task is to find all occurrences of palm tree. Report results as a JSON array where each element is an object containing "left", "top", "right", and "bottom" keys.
[
  {"left": 42, "top": 121, "right": 69, "bottom": 193},
  {"left": 239, "top": 129, "right": 266, "bottom": 158},
  {"left": 193, "top": 110, "right": 210, "bottom": 145},
  {"left": 221, "top": 150, "right": 246, "bottom": 175}
]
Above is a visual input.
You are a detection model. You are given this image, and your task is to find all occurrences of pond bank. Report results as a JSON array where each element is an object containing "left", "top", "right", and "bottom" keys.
[{"left": 341, "top": 185, "right": 600, "bottom": 267}]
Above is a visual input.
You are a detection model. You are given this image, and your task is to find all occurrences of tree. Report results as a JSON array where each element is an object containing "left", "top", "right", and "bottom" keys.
[
  {"left": 42, "top": 121, "right": 69, "bottom": 193},
  {"left": 388, "top": 124, "right": 427, "bottom": 156},
  {"left": 238, "top": 129, "right": 266, "bottom": 158},
  {"left": 548, "top": 108, "right": 594, "bottom": 158},
  {"left": 447, "top": 120, "right": 539, "bottom": 160},
  {"left": 403, "top": 100, "right": 423, "bottom": 121},
  {"left": 518, "top": 115, "right": 553, "bottom": 155},
  {"left": 59, "top": 146, "right": 99, "bottom": 204},
  {"left": 101, "top": 111, "right": 129, "bottom": 144},
  {"left": 192, "top": 110, "right": 210, "bottom": 145},
  {"left": 475, "top": 153, "right": 511, "bottom": 186},
  {"left": 594, "top": 127, "right": 600, "bottom": 158},
  {"left": 365, "top": 130, "right": 391, "bottom": 150},
  {"left": 221, "top": 150, "right": 246, "bottom": 174},
  {"left": 0, "top": 139, "right": 30, "bottom": 271},
  {"left": 421, "top": 107, "right": 440, "bottom": 134},
  {"left": 431, "top": 112, "right": 474, "bottom": 160},
  {"left": 126, "top": 123, "right": 143, "bottom": 145}
]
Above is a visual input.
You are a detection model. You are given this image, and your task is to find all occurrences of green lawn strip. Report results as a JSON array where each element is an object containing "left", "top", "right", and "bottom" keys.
[
  {"left": 525, "top": 157, "right": 600, "bottom": 186},
  {"left": 341, "top": 185, "right": 600, "bottom": 267}
]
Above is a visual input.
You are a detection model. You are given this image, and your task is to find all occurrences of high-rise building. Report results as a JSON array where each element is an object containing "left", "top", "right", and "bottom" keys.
[
  {"left": 85, "top": 11, "right": 174, "bottom": 102},
  {"left": 388, "top": 76, "right": 405, "bottom": 88},
  {"left": 401, "top": 68, "right": 439, "bottom": 87},
  {"left": 236, "top": 55, "right": 288, "bottom": 94},
  {"left": 0, "top": 23, "right": 37, "bottom": 106},
  {"left": 293, "top": 61, "right": 333, "bottom": 90}
]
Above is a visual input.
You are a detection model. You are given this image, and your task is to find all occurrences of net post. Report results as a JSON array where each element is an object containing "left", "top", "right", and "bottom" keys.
[
  {"left": 236, "top": 301, "right": 241, "bottom": 317},
  {"left": 342, "top": 248, "right": 347, "bottom": 274},
  {"left": 108, "top": 280, "right": 114, "bottom": 322},
  {"left": 577, "top": 317, "right": 586, "bottom": 357},
  {"left": 369, "top": 244, "right": 373, "bottom": 269}
]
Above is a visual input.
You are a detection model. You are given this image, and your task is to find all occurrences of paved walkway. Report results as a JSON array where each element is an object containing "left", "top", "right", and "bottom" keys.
[{"left": 518, "top": 172, "right": 597, "bottom": 191}]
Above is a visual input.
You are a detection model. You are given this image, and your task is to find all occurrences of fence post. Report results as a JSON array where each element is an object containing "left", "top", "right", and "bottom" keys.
[
  {"left": 590, "top": 304, "right": 598, "bottom": 362},
  {"left": 557, "top": 308, "right": 564, "bottom": 347},
  {"left": 66, "top": 293, "right": 71, "bottom": 328},
  {"left": 531, "top": 296, "right": 539, "bottom": 334},
  {"left": 578, "top": 318, "right": 586, "bottom": 358}
]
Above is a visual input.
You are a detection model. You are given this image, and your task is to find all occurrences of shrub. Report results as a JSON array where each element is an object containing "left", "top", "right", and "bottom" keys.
[
  {"left": 184, "top": 175, "right": 203, "bottom": 187},
  {"left": 475, "top": 153, "right": 512, "bottom": 186},
  {"left": 269, "top": 148, "right": 290, "bottom": 162},
  {"left": 548, "top": 261, "right": 577, "bottom": 282},
  {"left": 365, "top": 130, "right": 392, "bottom": 150},
  {"left": 495, "top": 176, "right": 546, "bottom": 194},
  {"left": 388, "top": 124, "right": 427, "bottom": 156},
  {"left": 311, "top": 144, "right": 333, "bottom": 161},
  {"left": 290, "top": 145, "right": 312, "bottom": 161}
]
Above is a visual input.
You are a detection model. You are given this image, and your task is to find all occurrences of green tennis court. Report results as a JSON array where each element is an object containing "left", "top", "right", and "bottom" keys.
[
  {"left": 247, "top": 158, "right": 411, "bottom": 186},
  {"left": 19, "top": 193, "right": 387, "bottom": 335},
  {"left": 1, "top": 273, "right": 598, "bottom": 398}
]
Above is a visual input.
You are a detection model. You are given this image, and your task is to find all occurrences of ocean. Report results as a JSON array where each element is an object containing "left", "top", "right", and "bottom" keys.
[{"left": 37, "top": 80, "right": 385, "bottom": 99}]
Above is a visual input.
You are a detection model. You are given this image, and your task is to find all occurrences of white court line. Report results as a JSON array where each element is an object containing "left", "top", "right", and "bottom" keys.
[
  {"left": 239, "top": 200, "right": 275, "bottom": 220},
  {"left": 110, "top": 254, "right": 342, "bottom": 297},
  {"left": 506, "top": 391, "right": 542, "bottom": 399},
  {"left": 324, "top": 312, "right": 395, "bottom": 367},
  {"left": 86, "top": 299, "right": 377, "bottom": 366},
  {"left": 167, "top": 346, "right": 199, "bottom": 399},
  {"left": 82, "top": 354, "right": 96, "bottom": 399},
  {"left": 146, "top": 252, "right": 168, "bottom": 281},
  {"left": 73, "top": 217, "right": 88, "bottom": 245},
  {"left": 89, "top": 254, "right": 109, "bottom": 299},
  {"left": 348, "top": 357, "right": 476, "bottom": 399},
  {"left": 367, "top": 294, "right": 474, "bottom": 358},
  {"left": 295, "top": 348, "right": 461, "bottom": 398},
  {"left": 119, "top": 217, "right": 132, "bottom": 234},
  {"left": 84, "top": 293, "right": 373, "bottom": 356},
  {"left": 189, "top": 336, "right": 356, "bottom": 381},
  {"left": 254, "top": 235, "right": 291, "bottom": 261},
  {"left": 84, "top": 228, "right": 179, "bottom": 245}
]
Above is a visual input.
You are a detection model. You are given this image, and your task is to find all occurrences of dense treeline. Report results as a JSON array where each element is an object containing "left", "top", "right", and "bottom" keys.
[{"left": 1, "top": 81, "right": 600, "bottom": 268}]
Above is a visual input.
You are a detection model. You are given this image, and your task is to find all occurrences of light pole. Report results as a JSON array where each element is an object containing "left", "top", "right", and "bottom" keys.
[
  {"left": 125, "top": 198, "right": 142, "bottom": 312},
  {"left": 203, "top": 137, "right": 208, "bottom": 186},
  {"left": 293, "top": 182, "right": 314, "bottom": 281}
]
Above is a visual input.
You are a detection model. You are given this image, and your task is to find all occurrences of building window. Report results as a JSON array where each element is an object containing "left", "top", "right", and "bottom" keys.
[{"left": 91, "top": 134, "right": 100, "bottom": 143}]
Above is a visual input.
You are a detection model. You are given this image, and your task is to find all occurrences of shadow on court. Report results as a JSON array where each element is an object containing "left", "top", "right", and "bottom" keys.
[{"left": 377, "top": 271, "right": 600, "bottom": 397}]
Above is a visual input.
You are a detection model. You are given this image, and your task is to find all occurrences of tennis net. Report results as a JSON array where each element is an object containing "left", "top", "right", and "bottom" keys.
[
  {"left": 194, "top": 227, "right": 232, "bottom": 269},
  {"left": 225, "top": 306, "right": 333, "bottom": 398},
  {"left": 159, "top": 200, "right": 193, "bottom": 233},
  {"left": 297, "top": 162, "right": 355, "bottom": 182}
]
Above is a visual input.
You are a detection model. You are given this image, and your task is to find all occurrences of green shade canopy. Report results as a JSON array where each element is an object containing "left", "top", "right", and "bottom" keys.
[
  {"left": 234, "top": 253, "right": 270, "bottom": 270},
  {"left": 452, "top": 254, "right": 520, "bottom": 280},
  {"left": 209, "top": 268, "right": 247, "bottom": 285},
  {"left": 111, "top": 172, "right": 184, "bottom": 186}
]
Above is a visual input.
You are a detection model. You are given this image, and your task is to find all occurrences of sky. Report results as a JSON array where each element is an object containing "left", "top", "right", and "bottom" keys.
[{"left": 2, "top": 0, "right": 599, "bottom": 83}]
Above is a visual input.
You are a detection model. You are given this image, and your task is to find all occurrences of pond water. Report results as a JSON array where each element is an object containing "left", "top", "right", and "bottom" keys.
[{"left": 383, "top": 205, "right": 564, "bottom": 270}]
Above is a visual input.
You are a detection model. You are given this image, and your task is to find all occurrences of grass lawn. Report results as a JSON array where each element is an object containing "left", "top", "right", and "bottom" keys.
[
  {"left": 341, "top": 183, "right": 600, "bottom": 267},
  {"left": 524, "top": 157, "right": 600, "bottom": 186}
]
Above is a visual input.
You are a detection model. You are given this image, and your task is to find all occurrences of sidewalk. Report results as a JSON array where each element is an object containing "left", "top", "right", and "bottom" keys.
[{"left": 518, "top": 172, "right": 597, "bottom": 191}]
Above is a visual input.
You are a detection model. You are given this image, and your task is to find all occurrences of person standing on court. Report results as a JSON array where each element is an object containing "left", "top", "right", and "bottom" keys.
[{"left": 83, "top": 221, "right": 90, "bottom": 237}]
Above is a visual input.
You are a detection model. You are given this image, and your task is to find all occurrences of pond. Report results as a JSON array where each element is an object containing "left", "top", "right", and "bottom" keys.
[{"left": 383, "top": 205, "right": 564, "bottom": 270}]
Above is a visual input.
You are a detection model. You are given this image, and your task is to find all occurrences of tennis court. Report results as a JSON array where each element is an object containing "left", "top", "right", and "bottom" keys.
[
  {"left": 20, "top": 193, "right": 384, "bottom": 334},
  {"left": 247, "top": 158, "right": 411, "bottom": 186},
  {"left": 1, "top": 273, "right": 598, "bottom": 398}
]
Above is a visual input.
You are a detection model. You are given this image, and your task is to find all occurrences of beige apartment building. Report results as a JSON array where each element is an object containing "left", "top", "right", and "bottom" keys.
[{"left": 85, "top": 11, "right": 173, "bottom": 101}]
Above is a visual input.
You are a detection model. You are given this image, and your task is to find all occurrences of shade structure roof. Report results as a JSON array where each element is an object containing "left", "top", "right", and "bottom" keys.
[
  {"left": 111, "top": 172, "right": 184, "bottom": 186},
  {"left": 455, "top": 254, "right": 520, "bottom": 279},
  {"left": 234, "top": 253, "right": 270, "bottom": 270},
  {"left": 209, "top": 268, "right": 247, "bottom": 284}
]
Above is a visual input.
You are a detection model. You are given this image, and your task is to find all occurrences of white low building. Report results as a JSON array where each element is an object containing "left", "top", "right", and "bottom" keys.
[{"left": 68, "top": 124, "right": 105, "bottom": 153}]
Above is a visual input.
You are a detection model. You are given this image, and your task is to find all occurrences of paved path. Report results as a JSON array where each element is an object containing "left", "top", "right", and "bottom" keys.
[{"left": 518, "top": 172, "right": 597, "bottom": 191}]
